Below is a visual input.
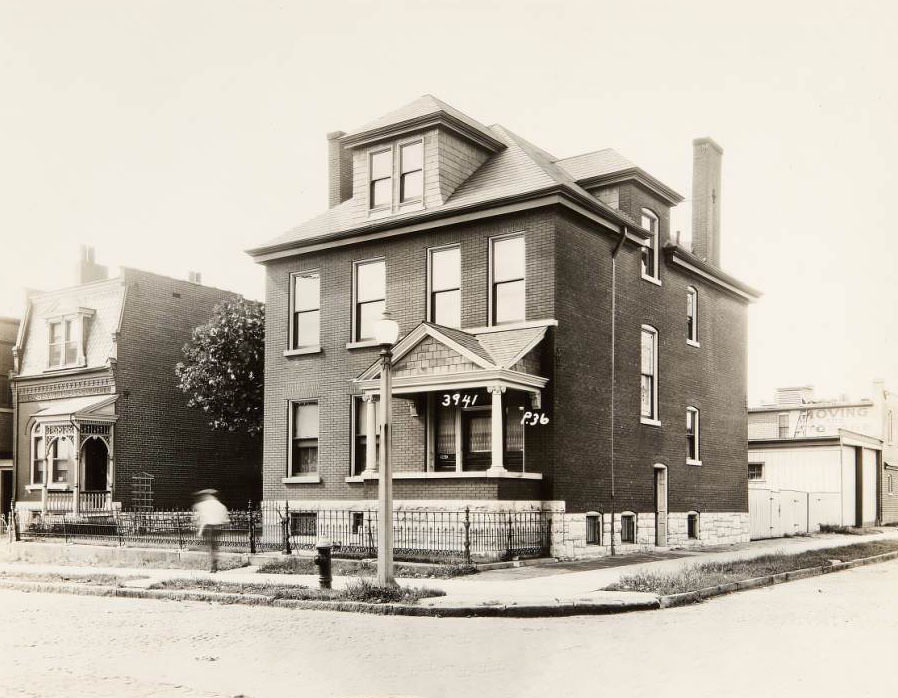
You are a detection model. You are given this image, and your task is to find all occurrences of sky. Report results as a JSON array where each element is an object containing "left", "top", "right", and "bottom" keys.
[{"left": 1, "top": 0, "right": 895, "bottom": 405}]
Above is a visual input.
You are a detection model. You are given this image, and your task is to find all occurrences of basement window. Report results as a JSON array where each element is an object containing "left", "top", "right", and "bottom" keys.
[
  {"left": 586, "top": 513, "right": 601, "bottom": 545},
  {"left": 289, "top": 512, "right": 317, "bottom": 537},
  {"left": 687, "top": 513, "right": 699, "bottom": 540},
  {"left": 621, "top": 514, "right": 636, "bottom": 544}
]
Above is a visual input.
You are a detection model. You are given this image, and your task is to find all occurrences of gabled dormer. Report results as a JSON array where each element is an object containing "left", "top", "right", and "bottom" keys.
[{"left": 327, "top": 95, "right": 505, "bottom": 220}]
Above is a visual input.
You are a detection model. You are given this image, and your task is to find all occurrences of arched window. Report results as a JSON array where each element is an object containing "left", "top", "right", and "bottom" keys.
[
  {"left": 640, "top": 209, "right": 660, "bottom": 282},
  {"left": 686, "top": 286, "right": 699, "bottom": 345}
]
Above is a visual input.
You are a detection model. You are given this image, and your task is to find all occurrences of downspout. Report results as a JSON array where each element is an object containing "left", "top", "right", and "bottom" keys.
[{"left": 609, "top": 225, "right": 629, "bottom": 556}]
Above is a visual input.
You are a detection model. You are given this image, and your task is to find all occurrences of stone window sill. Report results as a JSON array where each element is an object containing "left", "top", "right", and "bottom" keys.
[
  {"left": 346, "top": 340, "right": 381, "bottom": 350},
  {"left": 640, "top": 417, "right": 662, "bottom": 427},
  {"left": 25, "top": 483, "right": 71, "bottom": 491},
  {"left": 283, "top": 346, "right": 322, "bottom": 357},
  {"left": 686, "top": 339, "right": 701, "bottom": 348},
  {"left": 281, "top": 474, "right": 322, "bottom": 484},
  {"left": 686, "top": 459, "right": 703, "bottom": 467},
  {"left": 641, "top": 273, "right": 662, "bottom": 287}
]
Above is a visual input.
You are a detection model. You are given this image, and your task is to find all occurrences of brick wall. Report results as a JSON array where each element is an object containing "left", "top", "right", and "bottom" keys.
[
  {"left": 262, "top": 210, "right": 556, "bottom": 503},
  {"left": 114, "top": 270, "right": 261, "bottom": 509},
  {"left": 0, "top": 318, "right": 18, "bottom": 458},
  {"left": 553, "top": 207, "right": 749, "bottom": 515}
]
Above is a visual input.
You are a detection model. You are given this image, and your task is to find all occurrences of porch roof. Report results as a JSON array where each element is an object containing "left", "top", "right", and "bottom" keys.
[
  {"left": 354, "top": 322, "right": 549, "bottom": 395},
  {"left": 32, "top": 394, "right": 118, "bottom": 419}
]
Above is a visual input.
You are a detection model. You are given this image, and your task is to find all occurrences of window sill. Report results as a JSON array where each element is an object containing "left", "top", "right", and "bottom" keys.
[
  {"left": 748, "top": 480, "right": 766, "bottom": 485},
  {"left": 346, "top": 470, "right": 542, "bottom": 481},
  {"left": 281, "top": 474, "right": 321, "bottom": 484},
  {"left": 398, "top": 200, "right": 424, "bottom": 212},
  {"left": 640, "top": 417, "right": 662, "bottom": 427},
  {"left": 367, "top": 207, "right": 391, "bottom": 221},
  {"left": 25, "top": 483, "right": 71, "bottom": 491},
  {"left": 686, "top": 339, "right": 701, "bottom": 348},
  {"left": 283, "top": 346, "right": 322, "bottom": 357},
  {"left": 640, "top": 274, "right": 662, "bottom": 286},
  {"left": 43, "top": 361, "right": 87, "bottom": 373},
  {"left": 346, "top": 340, "right": 381, "bottom": 350},
  {"left": 686, "top": 459, "right": 703, "bottom": 467}
]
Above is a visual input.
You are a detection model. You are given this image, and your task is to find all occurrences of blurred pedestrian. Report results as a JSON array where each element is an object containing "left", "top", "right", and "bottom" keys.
[{"left": 193, "top": 489, "right": 229, "bottom": 572}]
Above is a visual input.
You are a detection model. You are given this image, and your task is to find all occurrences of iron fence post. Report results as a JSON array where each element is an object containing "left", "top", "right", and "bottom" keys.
[
  {"left": 176, "top": 510, "right": 183, "bottom": 549},
  {"left": 11, "top": 500, "right": 19, "bottom": 542},
  {"left": 62, "top": 515, "right": 68, "bottom": 544},
  {"left": 248, "top": 501, "right": 256, "bottom": 554},
  {"left": 464, "top": 507, "right": 471, "bottom": 565},
  {"left": 281, "top": 501, "right": 292, "bottom": 555},
  {"left": 116, "top": 510, "right": 123, "bottom": 547},
  {"left": 505, "top": 513, "right": 513, "bottom": 561}
]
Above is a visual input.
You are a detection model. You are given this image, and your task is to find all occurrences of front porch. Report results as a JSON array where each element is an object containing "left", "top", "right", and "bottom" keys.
[{"left": 349, "top": 322, "right": 551, "bottom": 484}]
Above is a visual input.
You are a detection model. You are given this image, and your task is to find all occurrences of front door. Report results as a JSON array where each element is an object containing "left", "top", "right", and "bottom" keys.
[
  {"left": 83, "top": 439, "right": 108, "bottom": 491},
  {"left": 0, "top": 470, "right": 12, "bottom": 517},
  {"left": 655, "top": 467, "right": 668, "bottom": 546}
]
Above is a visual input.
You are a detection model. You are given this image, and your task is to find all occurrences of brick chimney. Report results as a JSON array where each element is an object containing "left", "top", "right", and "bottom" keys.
[
  {"left": 327, "top": 130, "right": 353, "bottom": 208},
  {"left": 691, "top": 137, "right": 723, "bottom": 266},
  {"left": 77, "top": 245, "right": 108, "bottom": 284},
  {"left": 188, "top": 271, "right": 202, "bottom": 284}
]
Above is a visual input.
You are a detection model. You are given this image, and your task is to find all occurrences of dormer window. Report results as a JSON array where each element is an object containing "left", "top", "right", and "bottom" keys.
[
  {"left": 46, "top": 309, "right": 93, "bottom": 370},
  {"left": 369, "top": 148, "right": 393, "bottom": 210},
  {"left": 640, "top": 209, "right": 660, "bottom": 282},
  {"left": 399, "top": 141, "right": 423, "bottom": 203}
]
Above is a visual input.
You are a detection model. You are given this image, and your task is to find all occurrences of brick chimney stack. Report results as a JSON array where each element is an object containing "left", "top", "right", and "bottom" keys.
[
  {"left": 77, "top": 245, "right": 108, "bottom": 284},
  {"left": 327, "top": 130, "right": 353, "bottom": 208},
  {"left": 691, "top": 137, "right": 723, "bottom": 266}
]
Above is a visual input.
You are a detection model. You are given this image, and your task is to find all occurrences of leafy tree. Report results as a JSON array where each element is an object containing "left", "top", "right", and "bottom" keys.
[{"left": 176, "top": 297, "right": 264, "bottom": 436}]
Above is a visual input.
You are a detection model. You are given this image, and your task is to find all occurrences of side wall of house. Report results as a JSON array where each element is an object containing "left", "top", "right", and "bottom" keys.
[
  {"left": 115, "top": 271, "right": 261, "bottom": 509},
  {"left": 261, "top": 210, "right": 556, "bottom": 505}
]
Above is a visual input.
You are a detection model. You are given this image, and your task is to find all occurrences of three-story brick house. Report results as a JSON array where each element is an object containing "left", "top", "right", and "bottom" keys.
[{"left": 248, "top": 96, "right": 759, "bottom": 556}]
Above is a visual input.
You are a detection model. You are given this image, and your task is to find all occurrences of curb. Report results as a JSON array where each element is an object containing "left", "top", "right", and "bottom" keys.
[
  {"left": 659, "top": 549, "right": 898, "bottom": 608},
  {"left": 0, "top": 578, "right": 659, "bottom": 617}
]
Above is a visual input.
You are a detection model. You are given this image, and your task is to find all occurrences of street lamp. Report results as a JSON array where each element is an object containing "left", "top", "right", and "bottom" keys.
[{"left": 374, "top": 311, "right": 400, "bottom": 585}]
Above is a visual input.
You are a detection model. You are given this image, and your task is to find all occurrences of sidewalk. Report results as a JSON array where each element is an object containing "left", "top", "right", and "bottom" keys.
[{"left": 2, "top": 529, "right": 897, "bottom": 614}]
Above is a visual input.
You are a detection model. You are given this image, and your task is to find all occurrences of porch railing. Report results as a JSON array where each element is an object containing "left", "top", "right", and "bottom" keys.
[
  {"left": 19, "top": 503, "right": 552, "bottom": 563},
  {"left": 44, "top": 490, "right": 112, "bottom": 514}
]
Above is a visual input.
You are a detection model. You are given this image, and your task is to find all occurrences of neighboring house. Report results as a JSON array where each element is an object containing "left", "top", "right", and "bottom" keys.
[
  {"left": 248, "top": 95, "right": 759, "bottom": 557},
  {"left": 747, "top": 383, "right": 897, "bottom": 537},
  {"left": 1, "top": 316, "right": 20, "bottom": 519},
  {"left": 10, "top": 248, "right": 261, "bottom": 520}
]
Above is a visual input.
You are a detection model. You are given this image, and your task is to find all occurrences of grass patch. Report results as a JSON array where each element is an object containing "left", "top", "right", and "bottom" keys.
[
  {"left": 147, "top": 577, "right": 445, "bottom": 604},
  {"left": 605, "top": 540, "right": 898, "bottom": 596},
  {"left": 256, "top": 556, "right": 477, "bottom": 579},
  {"left": 818, "top": 524, "right": 880, "bottom": 535},
  {"left": 0, "top": 572, "right": 146, "bottom": 587}
]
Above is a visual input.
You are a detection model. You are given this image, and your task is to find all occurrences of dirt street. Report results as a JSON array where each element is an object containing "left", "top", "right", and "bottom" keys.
[{"left": 2, "top": 560, "right": 898, "bottom": 698}]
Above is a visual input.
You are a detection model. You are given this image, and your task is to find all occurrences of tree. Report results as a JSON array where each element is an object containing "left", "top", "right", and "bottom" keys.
[{"left": 176, "top": 297, "right": 265, "bottom": 436}]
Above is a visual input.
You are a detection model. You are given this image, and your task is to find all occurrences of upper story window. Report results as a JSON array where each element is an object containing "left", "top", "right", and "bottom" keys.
[
  {"left": 777, "top": 413, "right": 790, "bottom": 439},
  {"left": 686, "top": 286, "right": 699, "bottom": 345},
  {"left": 640, "top": 325, "right": 659, "bottom": 422},
  {"left": 748, "top": 462, "right": 764, "bottom": 481},
  {"left": 640, "top": 209, "right": 660, "bottom": 282},
  {"left": 290, "top": 271, "right": 320, "bottom": 350},
  {"left": 354, "top": 259, "right": 386, "bottom": 341},
  {"left": 686, "top": 406, "right": 701, "bottom": 464},
  {"left": 491, "top": 235, "right": 525, "bottom": 325},
  {"left": 428, "top": 245, "right": 461, "bottom": 328},
  {"left": 48, "top": 319, "right": 78, "bottom": 367},
  {"left": 289, "top": 401, "right": 319, "bottom": 476},
  {"left": 369, "top": 148, "right": 393, "bottom": 210},
  {"left": 399, "top": 141, "right": 423, "bottom": 204}
]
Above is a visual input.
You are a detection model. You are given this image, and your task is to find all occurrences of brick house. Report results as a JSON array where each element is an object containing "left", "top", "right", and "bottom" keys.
[
  {"left": 248, "top": 95, "right": 759, "bottom": 556},
  {"left": 9, "top": 250, "right": 261, "bottom": 520},
  {"left": 1, "top": 316, "right": 20, "bottom": 519}
]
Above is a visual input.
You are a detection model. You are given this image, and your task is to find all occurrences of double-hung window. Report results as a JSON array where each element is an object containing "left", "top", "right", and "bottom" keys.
[
  {"left": 686, "top": 406, "right": 700, "bottom": 463},
  {"left": 491, "top": 235, "right": 525, "bottom": 325},
  {"left": 354, "top": 260, "right": 385, "bottom": 341},
  {"left": 399, "top": 141, "right": 423, "bottom": 204},
  {"left": 428, "top": 245, "right": 461, "bottom": 328},
  {"left": 290, "top": 271, "right": 320, "bottom": 350},
  {"left": 48, "top": 319, "right": 78, "bottom": 368},
  {"left": 30, "top": 424, "right": 73, "bottom": 485},
  {"left": 640, "top": 326, "right": 659, "bottom": 422},
  {"left": 640, "top": 209, "right": 660, "bottom": 282},
  {"left": 777, "top": 413, "right": 790, "bottom": 439},
  {"left": 369, "top": 149, "right": 393, "bottom": 210},
  {"left": 290, "top": 402, "right": 319, "bottom": 476},
  {"left": 686, "top": 286, "right": 698, "bottom": 345}
]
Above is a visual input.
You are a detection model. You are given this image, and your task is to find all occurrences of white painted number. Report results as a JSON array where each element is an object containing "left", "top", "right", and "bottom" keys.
[
  {"left": 520, "top": 411, "right": 550, "bottom": 426},
  {"left": 441, "top": 393, "right": 479, "bottom": 407}
]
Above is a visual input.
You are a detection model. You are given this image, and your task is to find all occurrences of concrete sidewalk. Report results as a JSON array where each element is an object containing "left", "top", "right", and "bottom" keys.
[{"left": 1, "top": 529, "right": 896, "bottom": 614}]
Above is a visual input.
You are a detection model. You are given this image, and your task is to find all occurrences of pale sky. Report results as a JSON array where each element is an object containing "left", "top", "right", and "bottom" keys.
[{"left": 1, "top": 0, "right": 895, "bottom": 404}]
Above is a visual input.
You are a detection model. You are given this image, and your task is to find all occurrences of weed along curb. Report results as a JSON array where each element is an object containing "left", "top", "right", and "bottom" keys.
[{"left": 658, "top": 549, "right": 898, "bottom": 608}]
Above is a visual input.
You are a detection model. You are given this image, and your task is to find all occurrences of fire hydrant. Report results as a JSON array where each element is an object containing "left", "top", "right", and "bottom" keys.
[{"left": 314, "top": 539, "right": 333, "bottom": 589}]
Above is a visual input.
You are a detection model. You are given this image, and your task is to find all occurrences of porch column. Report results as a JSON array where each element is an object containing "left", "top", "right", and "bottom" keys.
[
  {"left": 72, "top": 427, "right": 81, "bottom": 516},
  {"left": 363, "top": 394, "right": 378, "bottom": 475},
  {"left": 487, "top": 385, "right": 507, "bottom": 475}
]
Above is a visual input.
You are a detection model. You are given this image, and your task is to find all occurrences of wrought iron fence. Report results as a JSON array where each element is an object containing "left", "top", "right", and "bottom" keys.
[{"left": 16, "top": 503, "right": 552, "bottom": 564}]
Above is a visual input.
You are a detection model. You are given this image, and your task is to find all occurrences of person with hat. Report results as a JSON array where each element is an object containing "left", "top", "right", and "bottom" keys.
[{"left": 192, "top": 489, "right": 229, "bottom": 572}]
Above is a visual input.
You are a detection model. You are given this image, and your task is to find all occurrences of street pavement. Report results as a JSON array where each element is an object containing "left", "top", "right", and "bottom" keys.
[
  {"left": 1, "top": 528, "right": 895, "bottom": 610},
  {"left": 1, "top": 555, "right": 897, "bottom": 698}
]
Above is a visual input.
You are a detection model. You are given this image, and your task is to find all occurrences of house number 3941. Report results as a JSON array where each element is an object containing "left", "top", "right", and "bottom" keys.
[
  {"left": 441, "top": 393, "right": 478, "bottom": 407},
  {"left": 521, "top": 411, "right": 550, "bottom": 426}
]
